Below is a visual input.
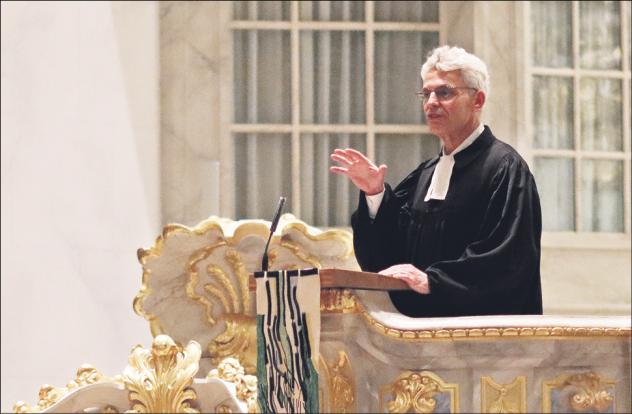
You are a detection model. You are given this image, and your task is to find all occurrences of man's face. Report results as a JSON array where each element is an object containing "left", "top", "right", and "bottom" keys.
[{"left": 421, "top": 70, "right": 483, "bottom": 140}]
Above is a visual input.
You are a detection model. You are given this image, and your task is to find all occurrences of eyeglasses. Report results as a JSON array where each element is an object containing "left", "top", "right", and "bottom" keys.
[{"left": 416, "top": 86, "right": 477, "bottom": 103}]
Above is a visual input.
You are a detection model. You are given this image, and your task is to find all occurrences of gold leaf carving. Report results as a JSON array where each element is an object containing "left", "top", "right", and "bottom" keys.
[
  {"left": 35, "top": 385, "right": 63, "bottom": 411},
  {"left": 359, "top": 307, "right": 632, "bottom": 340},
  {"left": 542, "top": 371, "right": 615, "bottom": 413},
  {"left": 279, "top": 240, "right": 322, "bottom": 268},
  {"left": 481, "top": 376, "right": 526, "bottom": 413},
  {"left": 225, "top": 249, "right": 251, "bottom": 314},
  {"left": 208, "top": 357, "right": 258, "bottom": 413},
  {"left": 13, "top": 364, "right": 118, "bottom": 413},
  {"left": 133, "top": 267, "right": 165, "bottom": 337},
  {"left": 380, "top": 371, "right": 458, "bottom": 413},
  {"left": 122, "top": 335, "right": 201, "bottom": 413},
  {"left": 185, "top": 242, "right": 229, "bottom": 326},
  {"left": 321, "top": 289, "right": 360, "bottom": 313},
  {"left": 282, "top": 221, "right": 354, "bottom": 260},
  {"left": 133, "top": 220, "right": 224, "bottom": 337},
  {"left": 328, "top": 351, "right": 355, "bottom": 413},
  {"left": 12, "top": 402, "right": 33, "bottom": 413},
  {"left": 209, "top": 314, "right": 257, "bottom": 374}
]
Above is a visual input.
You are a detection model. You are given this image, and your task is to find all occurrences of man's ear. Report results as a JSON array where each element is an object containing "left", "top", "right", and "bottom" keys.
[{"left": 473, "top": 90, "right": 486, "bottom": 112}]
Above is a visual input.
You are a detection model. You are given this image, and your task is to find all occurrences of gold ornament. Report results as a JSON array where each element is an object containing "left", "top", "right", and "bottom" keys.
[
  {"left": 481, "top": 376, "right": 526, "bottom": 413},
  {"left": 542, "top": 371, "right": 615, "bottom": 413},
  {"left": 320, "top": 289, "right": 360, "bottom": 313},
  {"left": 13, "top": 364, "right": 117, "bottom": 413},
  {"left": 327, "top": 351, "right": 356, "bottom": 412},
  {"left": 380, "top": 371, "right": 458, "bottom": 413},
  {"left": 209, "top": 314, "right": 257, "bottom": 374},
  {"left": 122, "top": 335, "right": 201, "bottom": 413},
  {"left": 208, "top": 357, "right": 258, "bottom": 413}
]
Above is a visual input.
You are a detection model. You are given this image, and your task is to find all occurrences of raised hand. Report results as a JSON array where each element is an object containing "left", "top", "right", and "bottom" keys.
[{"left": 329, "top": 148, "right": 387, "bottom": 195}]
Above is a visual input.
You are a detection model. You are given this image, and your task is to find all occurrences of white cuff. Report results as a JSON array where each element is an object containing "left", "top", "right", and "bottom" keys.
[{"left": 365, "top": 189, "right": 385, "bottom": 219}]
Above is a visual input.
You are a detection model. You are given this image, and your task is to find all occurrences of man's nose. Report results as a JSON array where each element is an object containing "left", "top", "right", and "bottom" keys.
[
  {"left": 426, "top": 91, "right": 439, "bottom": 105},
  {"left": 425, "top": 92, "right": 440, "bottom": 106}
]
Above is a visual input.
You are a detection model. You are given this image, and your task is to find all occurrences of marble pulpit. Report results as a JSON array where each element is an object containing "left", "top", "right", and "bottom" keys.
[{"left": 14, "top": 215, "right": 631, "bottom": 413}]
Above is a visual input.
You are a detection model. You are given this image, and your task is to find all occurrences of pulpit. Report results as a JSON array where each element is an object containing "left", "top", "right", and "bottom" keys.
[{"left": 14, "top": 215, "right": 631, "bottom": 413}]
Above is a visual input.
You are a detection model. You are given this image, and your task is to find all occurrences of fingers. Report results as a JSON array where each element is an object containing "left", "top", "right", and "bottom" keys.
[
  {"left": 331, "top": 148, "right": 373, "bottom": 166},
  {"left": 379, "top": 264, "right": 430, "bottom": 294},
  {"left": 330, "top": 153, "right": 354, "bottom": 166},
  {"left": 345, "top": 148, "right": 371, "bottom": 163},
  {"left": 380, "top": 263, "right": 417, "bottom": 274},
  {"left": 329, "top": 166, "right": 349, "bottom": 176},
  {"left": 379, "top": 264, "right": 422, "bottom": 279}
]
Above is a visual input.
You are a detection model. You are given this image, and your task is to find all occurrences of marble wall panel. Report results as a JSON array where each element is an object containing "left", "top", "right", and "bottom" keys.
[
  {"left": 1, "top": 2, "right": 160, "bottom": 411},
  {"left": 160, "top": 1, "right": 229, "bottom": 225}
]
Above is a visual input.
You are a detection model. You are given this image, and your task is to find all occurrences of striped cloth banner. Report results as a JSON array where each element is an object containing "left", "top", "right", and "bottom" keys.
[{"left": 255, "top": 268, "right": 320, "bottom": 413}]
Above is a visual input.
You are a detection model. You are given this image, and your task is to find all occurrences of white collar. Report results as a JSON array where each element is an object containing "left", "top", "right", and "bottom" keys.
[
  {"left": 424, "top": 123, "right": 484, "bottom": 202},
  {"left": 441, "top": 123, "right": 484, "bottom": 157}
]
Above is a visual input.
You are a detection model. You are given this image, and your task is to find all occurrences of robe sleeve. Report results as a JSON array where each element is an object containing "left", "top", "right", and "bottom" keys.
[
  {"left": 351, "top": 167, "right": 422, "bottom": 273},
  {"left": 425, "top": 155, "right": 542, "bottom": 312}
]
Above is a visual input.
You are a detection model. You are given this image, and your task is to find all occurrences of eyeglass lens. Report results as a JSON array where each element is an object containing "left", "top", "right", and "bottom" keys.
[{"left": 420, "top": 86, "right": 454, "bottom": 102}]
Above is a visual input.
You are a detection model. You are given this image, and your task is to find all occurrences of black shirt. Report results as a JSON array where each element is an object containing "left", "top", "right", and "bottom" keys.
[{"left": 351, "top": 126, "right": 543, "bottom": 317}]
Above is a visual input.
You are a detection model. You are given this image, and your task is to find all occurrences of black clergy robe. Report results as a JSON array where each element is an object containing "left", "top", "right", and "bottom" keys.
[{"left": 351, "top": 126, "right": 543, "bottom": 317}]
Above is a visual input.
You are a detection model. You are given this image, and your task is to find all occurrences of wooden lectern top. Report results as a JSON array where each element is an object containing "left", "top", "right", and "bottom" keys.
[{"left": 249, "top": 268, "right": 410, "bottom": 291}]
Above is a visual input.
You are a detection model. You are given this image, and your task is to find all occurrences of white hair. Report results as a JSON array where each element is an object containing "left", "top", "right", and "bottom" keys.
[{"left": 420, "top": 45, "right": 490, "bottom": 97}]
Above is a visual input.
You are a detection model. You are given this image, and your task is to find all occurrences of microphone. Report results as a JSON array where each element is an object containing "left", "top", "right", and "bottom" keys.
[{"left": 261, "top": 196, "right": 286, "bottom": 271}]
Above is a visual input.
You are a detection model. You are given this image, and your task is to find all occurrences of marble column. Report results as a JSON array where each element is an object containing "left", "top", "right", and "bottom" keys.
[{"left": 160, "top": 1, "right": 233, "bottom": 226}]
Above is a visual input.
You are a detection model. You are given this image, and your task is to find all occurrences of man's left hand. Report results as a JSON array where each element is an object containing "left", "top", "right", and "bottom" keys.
[{"left": 379, "top": 264, "right": 430, "bottom": 294}]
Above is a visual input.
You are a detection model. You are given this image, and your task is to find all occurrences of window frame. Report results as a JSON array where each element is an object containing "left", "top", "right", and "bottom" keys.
[
  {"left": 521, "top": 0, "right": 631, "bottom": 250},
  {"left": 221, "top": 1, "right": 445, "bottom": 223}
]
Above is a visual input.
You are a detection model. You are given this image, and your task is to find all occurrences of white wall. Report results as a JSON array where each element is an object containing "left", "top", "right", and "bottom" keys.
[{"left": 1, "top": 2, "right": 160, "bottom": 411}]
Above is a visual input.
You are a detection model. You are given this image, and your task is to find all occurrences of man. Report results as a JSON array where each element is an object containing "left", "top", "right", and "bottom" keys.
[{"left": 330, "top": 46, "right": 543, "bottom": 317}]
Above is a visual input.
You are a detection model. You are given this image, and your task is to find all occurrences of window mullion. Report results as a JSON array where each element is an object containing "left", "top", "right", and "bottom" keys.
[
  {"left": 572, "top": 1, "right": 582, "bottom": 232},
  {"left": 291, "top": 1, "right": 300, "bottom": 216},
  {"left": 621, "top": 0, "right": 631, "bottom": 235},
  {"left": 365, "top": 1, "right": 375, "bottom": 161},
  {"left": 523, "top": 1, "right": 535, "bottom": 168},
  {"left": 219, "top": 2, "right": 235, "bottom": 217}
]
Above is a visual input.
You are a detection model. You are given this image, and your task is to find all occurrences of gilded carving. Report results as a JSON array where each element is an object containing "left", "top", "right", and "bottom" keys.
[
  {"left": 133, "top": 267, "right": 165, "bottom": 337},
  {"left": 13, "top": 402, "right": 32, "bottom": 414},
  {"left": 380, "top": 371, "right": 459, "bottom": 413},
  {"left": 360, "top": 307, "right": 632, "bottom": 340},
  {"left": 226, "top": 249, "right": 251, "bottom": 312},
  {"left": 186, "top": 246, "right": 252, "bottom": 324},
  {"left": 327, "top": 351, "right": 356, "bottom": 413},
  {"left": 208, "top": 314, "right": 257, "bottom": 374},
  {"left": 122, "top": 335, "right": 201, "bottom": 413},
  {"left": 282, "top": 221, "right": 355, "bottom": 260},
  {"left": 134, "top": 220, "right": 224, "bottom": 337},
  {"left": 208, "top": 357, "right": 258, "bottom": 413},
  {"left": 279, "top": 240, "right": 322, "bottom": 268},
  {"left": 134, "top": 215, "right": 361, "bottom": 376},
  {"left": 481, "top": 376, "right": 526, "bottom": 413},
  {"left": 321, "top": 289, "right": 360, "bottom": 313},
  {"left": 542, "top": 372, "right": 615, "bottom": 413},
  {"left": 13, "top": 364, "right": 119, "bottom": 413},
  {"left": 185, "top": 242, "right": 228, "bottom": 326}
]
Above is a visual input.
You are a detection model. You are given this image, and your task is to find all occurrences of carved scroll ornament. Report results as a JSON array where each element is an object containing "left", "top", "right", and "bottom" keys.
[
  {"left": 542, "top": 371, "right": 615, "bottom": 413},
  {"left": 122, "top": 335, "right": 201, "bottom": 413},
  {"left": 207, "top": 357, "right": 258, "bottom": 413},
  {"left": 380, "top": 371, "right": 458, "bottom": 413}
]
